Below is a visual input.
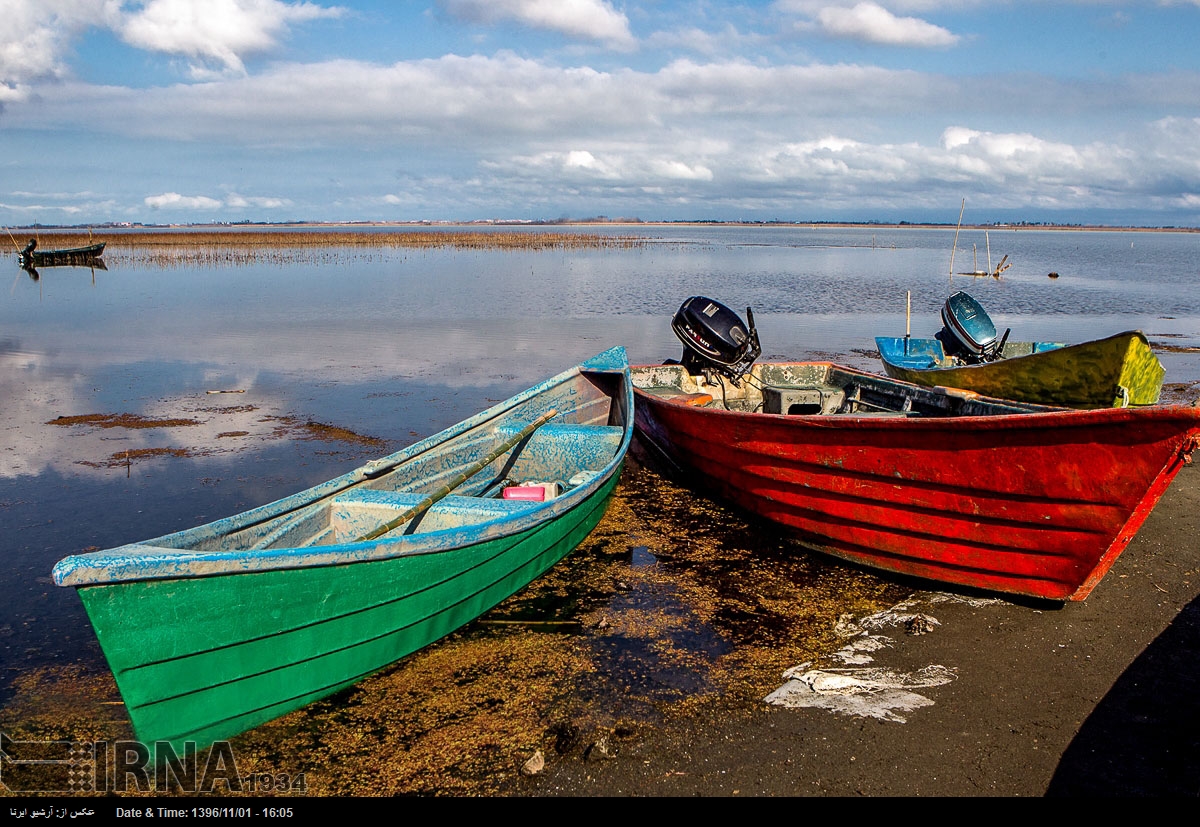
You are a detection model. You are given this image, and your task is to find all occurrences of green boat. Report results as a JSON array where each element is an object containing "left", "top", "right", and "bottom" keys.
[
  {"left": 52, "top": 347, "right": 632, "bottom": 756},
  {"left": 876, "top": 291, "right": 1165, "bottom": 408}
]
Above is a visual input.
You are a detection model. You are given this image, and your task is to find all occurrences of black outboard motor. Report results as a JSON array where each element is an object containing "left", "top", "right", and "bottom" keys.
[
  {"left": 671, "top": 295, "right": 761, "bottom": 383},
  {"left": 937, "top": 290, "right": 1009, "bottom": 363}
]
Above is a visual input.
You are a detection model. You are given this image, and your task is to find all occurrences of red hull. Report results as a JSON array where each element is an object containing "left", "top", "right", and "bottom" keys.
[{"left": 633, "top": 363, "right": 1200, "bottom": 601}]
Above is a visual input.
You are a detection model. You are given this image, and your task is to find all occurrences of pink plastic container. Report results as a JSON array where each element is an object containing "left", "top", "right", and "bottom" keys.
[{"left": 502, "top": 486, "right": 547, "bottom": 501}]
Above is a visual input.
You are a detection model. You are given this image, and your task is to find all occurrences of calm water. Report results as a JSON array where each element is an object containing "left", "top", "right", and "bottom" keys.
[{"left": 2, "top": 224, "right": 1199, "bottom": 714}]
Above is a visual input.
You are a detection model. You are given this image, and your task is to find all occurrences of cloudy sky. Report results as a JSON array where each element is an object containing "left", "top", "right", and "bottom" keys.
[{"left": 2, "top": 0, "right": 1199, "bottom": 227}]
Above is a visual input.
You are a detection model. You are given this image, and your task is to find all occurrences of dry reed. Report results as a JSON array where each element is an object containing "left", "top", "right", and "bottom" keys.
[{"left": 9, "top": 228, "right": 650, "bottom": 267}]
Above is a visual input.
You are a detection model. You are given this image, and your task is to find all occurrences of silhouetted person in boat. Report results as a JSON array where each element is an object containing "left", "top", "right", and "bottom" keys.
[{"left": 22, "top": 239, "right": 36, "bottom": 256}]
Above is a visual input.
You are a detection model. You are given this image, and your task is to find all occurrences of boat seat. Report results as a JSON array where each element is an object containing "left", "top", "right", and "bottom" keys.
[
  {"left": 639, "top": 386, "right": 709, "bottom": 401},
  {"left": 494, "top": 421, "right": 624, "bottom": 442},
  {"left": 493, "top": 422, "right": 625, "bottom": 479},
  {"left": 762, "top": 385, "right": 846, "bottom": 416},
  {"left": 330, "top": 490, "right": 541, "bottom": 540},
  {"left": 639, "top": 386, "right": 715, "bottom": 406}
]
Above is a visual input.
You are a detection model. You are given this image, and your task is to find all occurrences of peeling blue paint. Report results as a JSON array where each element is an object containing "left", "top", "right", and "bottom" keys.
[{"left": 52, "top": 347, "right": 633, "bottom": 587}]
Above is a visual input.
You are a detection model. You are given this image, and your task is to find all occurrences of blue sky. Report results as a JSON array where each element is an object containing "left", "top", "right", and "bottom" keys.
[{"left": 3, "top": 0, "right": 1200, "bottom": 227}]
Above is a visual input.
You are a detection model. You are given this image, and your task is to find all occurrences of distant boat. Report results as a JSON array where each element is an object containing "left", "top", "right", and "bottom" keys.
[
  {"left": 20, "top": 257, "right": 108, "bottom": 281},
  {"left": 632, "top": 296, "right": 1200, "bottom": 604},
  {"left": 18, "top": 238, "right": 106, "bottom": 267},
  {"left": 876, "top": 291, "right": 1165, "bottom": 408},
  {"left": 52, "top": 347, "right": 633, "bottom": 756}
]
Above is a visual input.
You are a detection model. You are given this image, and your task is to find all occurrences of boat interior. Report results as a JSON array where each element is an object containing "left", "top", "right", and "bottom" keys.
[
  {"left": 174, "top": 370, "right": 630, "bottom": 553},
  {"left": 634, "top": 362, "right": 1052, "bottom": 418},
  {"left": 876, "top": 336, "right": 1064, "bottom": 370},
  {"left": 319, "top": 421, "right": 624, "bottom": 545},
  {"left": 642, "top": 295, "right": 1055, "bottom": 419},
  {"left": 51, "top": 366, "right": 632, "bottom": 586}
]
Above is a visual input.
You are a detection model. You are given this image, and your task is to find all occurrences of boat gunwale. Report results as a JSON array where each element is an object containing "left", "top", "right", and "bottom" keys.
[
  {"left": 875, "top": 329, "right": 1167, "bottom": 408},
  {"left": 53, "top": 348, "right": 633, "bottom": 587},
  {"left": 634, "top": 389, "right": 1200, "bottom": 430},
  {"left": 876, "top": 329, "right": 1151, "bottom": 371},
  {"left": 631, "top": 361, "right": 1199, "bottom": 429}
]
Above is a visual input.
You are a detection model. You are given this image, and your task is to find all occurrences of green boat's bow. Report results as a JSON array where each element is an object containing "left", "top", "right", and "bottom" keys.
[{"left": 876, "top": 331, "right": 1164, "bottom": 408}]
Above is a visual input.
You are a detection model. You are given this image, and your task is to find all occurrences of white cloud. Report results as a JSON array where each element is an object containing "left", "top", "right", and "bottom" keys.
[
  {"left": 649, "top": 159, "right": 714, "bottom": 181},
  {"left": 939, "top": 126, "right": 1086, "bottom": 172},
  {"left": 145, "top": 192, "right": 225, "bottom": 209},
  {"left": 489, "top": 148, "right": 706, "bottom": 193},
  {"left": 9, "top": 53, "right": 1195, "bottom": 216},
  {"left": 0, "top": 0, "right": 119, "bottom": 101},
  {"left": 0, "top": 0, "right": 342, "bottom": 90},
  {"left": 117, "top": 0, "right": 344, "bottom": 77},
  {"left": 4, "top": 3, "right": 1200, "bottom": 224},
  {"left": 816, "top": 2, "right": 959, "bottom": 47},
  {"left": 729, "top": 123, "right": 1155, "bottom": 214},
  {"left": 143, "top": 191, "right": 292, "bottom": 210},
  {"left": 564, "top": 150, "right": 606, "bottom": 171},
  {"left": 645, "top": 24, "right": 759, "bottom": 57},
  {"left": 439, "top": 0, "right": 636, "bottom": 50},
  {"left": 774, "top": 1, "right": 962, "bottom": 48},
  {"left": 0, "top": 188, "right": 121, "bottom": 217},
  {"left": 486, "top": 147, "right": 715, "bottom": 184},
  {"left": 224, "top": 193, "right": 292, "bottom": 208}
]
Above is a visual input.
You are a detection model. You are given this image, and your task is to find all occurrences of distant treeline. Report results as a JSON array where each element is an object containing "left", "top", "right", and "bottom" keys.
[{"left": 11, "top": 218, "right": 1197, "bottom": 233}]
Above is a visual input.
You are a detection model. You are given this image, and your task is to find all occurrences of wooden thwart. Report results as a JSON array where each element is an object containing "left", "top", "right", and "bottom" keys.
[{"left": 355, "top": 409, "right": 560, "bottom": 542}]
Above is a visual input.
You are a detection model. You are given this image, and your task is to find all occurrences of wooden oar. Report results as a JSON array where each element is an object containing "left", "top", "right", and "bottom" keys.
[
  {"left": 355, "top": 409, "right": 559, "bottom": 543},
  {"left": 246, "top": 409, "right": 558, "bottom": 549}
]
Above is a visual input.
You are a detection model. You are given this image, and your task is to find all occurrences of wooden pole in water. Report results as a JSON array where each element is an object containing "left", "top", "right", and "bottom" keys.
[
  {"left": 904, "top": 290, "right": 911, "bottom": 354},
  {"left": 949, "top": 198, "right": 965, "bottom": 288}
]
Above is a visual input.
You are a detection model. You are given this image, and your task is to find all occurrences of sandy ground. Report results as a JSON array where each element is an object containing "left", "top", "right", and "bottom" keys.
[{"left": 522, "top": 462, "right": 1200, "bottom": 797}]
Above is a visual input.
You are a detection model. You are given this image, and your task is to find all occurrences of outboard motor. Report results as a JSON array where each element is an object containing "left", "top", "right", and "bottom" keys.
[
  {"left": 671, "top": 295, "right": 761, "bottom": 383},
  {"left": 938, "top": 290, "right": 1008, "bottom": 363}
]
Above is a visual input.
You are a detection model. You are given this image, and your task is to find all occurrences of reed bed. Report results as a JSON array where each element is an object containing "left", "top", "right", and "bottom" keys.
[{"left": 8, "top": 228, "right": 650, "bottom": 267}]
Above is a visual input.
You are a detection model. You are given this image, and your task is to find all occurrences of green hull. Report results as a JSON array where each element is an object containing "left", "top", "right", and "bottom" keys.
[
  {"left": 877, "top": 331, "right": 1164, "bottom": 408},
  {"left": 54, "top": 347, "right": 633, "bottom": 756},
  {"left": 78, "top": 466, "right": 620, "bottom": 756}
]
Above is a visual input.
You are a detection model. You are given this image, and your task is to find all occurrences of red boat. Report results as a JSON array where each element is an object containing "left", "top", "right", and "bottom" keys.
[{"left": 632, "top": 297, "right": 1200, "bottom": 602}]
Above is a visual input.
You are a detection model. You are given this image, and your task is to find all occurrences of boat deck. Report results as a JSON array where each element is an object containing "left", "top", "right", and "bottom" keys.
[{"left": 634, "top": 363, "right": 1056, "bottom": 419}]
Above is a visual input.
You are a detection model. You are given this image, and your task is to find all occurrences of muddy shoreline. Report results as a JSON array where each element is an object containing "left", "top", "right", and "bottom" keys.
[
  {"left": 521, "top": 462, "right": 1200, "bottom": 797},
  {"left": 3, "top": 451, "right": 1197, "bottom": 799}
]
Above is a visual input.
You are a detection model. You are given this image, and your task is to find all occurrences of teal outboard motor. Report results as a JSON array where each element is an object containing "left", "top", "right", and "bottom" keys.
[
  {"left": 671, "top": 295, "right": 761, "bottom": 383},
  {"left": 937, "top": 290, "right": 1009, "bottom": 363}
]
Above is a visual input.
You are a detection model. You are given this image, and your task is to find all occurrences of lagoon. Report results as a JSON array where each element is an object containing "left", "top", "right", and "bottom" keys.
[{"left": 2, "top": 224, "right": 1198, "bottom": 794}]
